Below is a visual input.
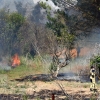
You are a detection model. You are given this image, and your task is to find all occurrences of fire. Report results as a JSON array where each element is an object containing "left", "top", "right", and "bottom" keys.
[
  {"left": 53, "top": 48, "right": 78, "bottom": 59},
  {"left": 70, "top": 48, "right": 77, "bottom": 58},
  {"left": 11, "top": 53, "right": 20, "bottom": 67}
]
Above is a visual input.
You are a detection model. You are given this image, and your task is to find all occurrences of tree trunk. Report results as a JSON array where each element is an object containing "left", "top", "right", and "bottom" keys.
[
  {"left": 53, "top": 66, "right": 60, "bottom": 78},
  {"left": 99, "top": 67, "right": 100, "bottom": 79},
  {"left": 50, "top": 47, "right": 72, "bottom": 78}
]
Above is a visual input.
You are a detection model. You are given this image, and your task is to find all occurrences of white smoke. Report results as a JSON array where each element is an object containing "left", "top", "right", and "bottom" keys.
[
  {"left": 0, "top": 58, "right": 11, "bottom": 70},
  {"left": 33, "top": 0, "right": 60, "bottom": 10},
  {"left": 0, "top": 63, "right": 11, "bottom": 70}
]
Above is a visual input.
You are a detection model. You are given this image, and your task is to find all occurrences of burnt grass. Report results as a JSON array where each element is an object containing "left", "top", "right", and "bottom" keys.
[
  {"left": 14, "top": 74, "right": 54, "bottom": 82},
  {"left": 14, "top": 73, "right": 89, "bottom": 83}
]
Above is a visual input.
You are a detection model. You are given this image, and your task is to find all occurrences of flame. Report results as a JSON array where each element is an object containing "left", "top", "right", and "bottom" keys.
[
  {"left": 11, "top": 53, "right": 20, "bottom": 67},
  {"left": 53, "top": 48, "right": 78, "bottom": 59},
  {"left": 70, "top": 48, "right": 77, "bottom": 58}
]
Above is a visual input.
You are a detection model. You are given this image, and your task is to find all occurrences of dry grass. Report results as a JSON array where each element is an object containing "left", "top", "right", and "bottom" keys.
[
  {"left": 0, "top": 56, "right": 100, "bottom": 99},
  {"left": 0, "top": 79, "right": 100, "bottom": 100}
]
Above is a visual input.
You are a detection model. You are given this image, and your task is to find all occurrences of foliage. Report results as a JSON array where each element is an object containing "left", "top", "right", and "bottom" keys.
[
  {"left": 76, "top": 0, "right": 100, "bottom": 29},
  {"left": 52, "top": 0, "right": 100, "bottom": 37},
  {"left": 39, "top": 1, "right": 51, "bottom": 10},
  {"left": 0, "top": 8, "right": 53, "bottom": 56},
  {"left": 76, "top": 0, "right": 100, "bottom": 20},
  {"left": 58, "top": 28, "right": 75, "bottom": 49},
  {"left": 49, "top": 62, "right": 57, "bottom": 73},
  {"left": 0, "top": 55, "right": 44, "bottom": 80},
  {"left": 40, "top": 1, "right": 76, "bottom": 77},
  {"left": 90, "top": 55, "right": 100, "bottom": 68},
  {"left": 7, "top": 12, "right": 25, "bottom": 31},
  {"left": 46, "top": 10, "right": 67, "bottom": 36},
  {"left": 0, "top": 9, "right": 25, "bottom": 55},
  {"left": 46, "top": 9, "right": 76, "bottom": 49}
]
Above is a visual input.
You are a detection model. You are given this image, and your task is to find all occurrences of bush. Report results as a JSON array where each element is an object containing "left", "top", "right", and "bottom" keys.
[{"left": 90, "top": 55, "right": 100, "bottom": 68}]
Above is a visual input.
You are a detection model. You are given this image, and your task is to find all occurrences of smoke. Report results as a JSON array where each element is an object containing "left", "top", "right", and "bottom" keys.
[
  {"left": 60, "top": 27, "right": 100, "bottom": 73},
  {"left": 0, "top": 63, "right": 11, "bottom": 70},
  {"left": 59, "top": 28, "right": 100, "bottom": 81},
  {"left": 64, "top": 0, "right": 100, "bottom": 71},
  {"left": 78, "top": 27, "right": 100, "bottom": 55},
  {"left": 0, "top": 58, "right": 11, "bottom": 70},
  {"left": 33, "top": 0, "right": 60, "bottom": 10},
  {"left": 78, "top": 27, "right": 100, "bottom": 63}
]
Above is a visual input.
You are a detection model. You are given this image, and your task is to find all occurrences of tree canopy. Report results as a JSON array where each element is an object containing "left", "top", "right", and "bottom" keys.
[{"left": 0, "top": 0, "right": 100, "bottom": 57}]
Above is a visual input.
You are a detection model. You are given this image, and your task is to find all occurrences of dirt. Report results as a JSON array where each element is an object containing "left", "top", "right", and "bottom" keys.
[
  {"left": 32, "top": 80, "right": 100, "bottom": 100},
  {"left": 0, "top": 74, "right": 100, "bottom": 100}
]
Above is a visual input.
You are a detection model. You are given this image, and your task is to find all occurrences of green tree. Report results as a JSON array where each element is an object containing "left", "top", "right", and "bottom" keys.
[
  {"left": 90, "top": 55, "right": 100, "bottom": 79},
  {"left": 52, "top": 0, "right": 100, "bottom": 37},
  {"left": 0, "top": 9, "right": 25, "bottom": 56},
  {"left": 40, "top": 2, "right": 76, "bottom": 77},
  {"left": 7, "top": 12, "right": 25, "bottom": 32}
]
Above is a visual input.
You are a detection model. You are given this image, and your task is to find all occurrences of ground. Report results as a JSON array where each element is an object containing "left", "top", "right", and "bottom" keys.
[{"left": 0, "top": 74, "right": 100, "bottom": 100}]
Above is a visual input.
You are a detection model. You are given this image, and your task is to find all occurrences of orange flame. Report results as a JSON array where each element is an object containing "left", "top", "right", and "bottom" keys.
[
  {"left": 52, "top": 48, "right": 78, "bottom": 59},
  {"left": 11, "top": 53, "right": 20, "bottom": 67},
  {"left": 70, "top": 48, "right": 77, "bottom": 58}
]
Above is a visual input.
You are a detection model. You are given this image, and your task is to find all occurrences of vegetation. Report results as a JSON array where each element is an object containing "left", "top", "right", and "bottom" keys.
[
  {"left": 0, "top": 1, "right": 100, "bottom": 99},
  {"left": 90, "top": 54, "right": 100, "bottom": 78},
  {"left": 40, "top": 1, "right": 76, "bottom": 77},
  {"left": 0, "top": 0, "right": 100, "bottom": 99},
  {"left": 52, "top": 0, "right": 100, "bottom": 37},
  {"left": 39, "top": 0, "right": 100, "bottom": 77},
  {"left": 90, "top": 55, "right": 100, "bottom": 67},
  {"left": 0, "top": 0, "right": 100, "bottom": 78},
  {"left": 0, "top": 9, "right": 25, "bottom": 55},
  {"left": 71, "top": 0, "right": 100, "bottom": 35},
  {"left": 0, "top": 9, "right": 54, "bottom": 56},
  {"left": 0, "top": 55, "right": 44, "bottom": 80},
  {"left": 77, "top": 0, "right": 100, "bottom": 19}
]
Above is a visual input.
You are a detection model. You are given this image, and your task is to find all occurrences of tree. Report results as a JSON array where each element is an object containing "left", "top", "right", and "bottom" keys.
[
  {"left": 0, "top": 9, "right": 11, "bottom": 56},
  {"left": 7, "top": 12, "right": 25, "bottom": 32},
  {"left": 52, "top": 0, "right": 100, "bottom": 37},
  {"left": 0, "top": 9, "right": 25, "bottom": 56},
  {"left": 17, "top": 20, "right": 56, "bottom": 56},
  {"left": 0, "top": 8, "right": 56, "bottom": 57},
  {"left": 39, "top": 1, "right": 76, "bottom": 77},
  {"left": 74, "top": 0, "right": 100, "bottom": 35}
]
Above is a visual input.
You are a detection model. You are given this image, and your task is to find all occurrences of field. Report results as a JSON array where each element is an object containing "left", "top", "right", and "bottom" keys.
[{"left": 0, "top": 56, "right": 100, "bottom": 100}]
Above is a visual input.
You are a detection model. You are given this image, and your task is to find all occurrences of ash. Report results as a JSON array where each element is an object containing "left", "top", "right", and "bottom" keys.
[{"left": 57, "top": 72, "right": 89, "bottom": 83}]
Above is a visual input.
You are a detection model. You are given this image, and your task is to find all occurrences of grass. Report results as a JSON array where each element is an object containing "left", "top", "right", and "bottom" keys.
[
  {"left": 83, "top": 84, "right": 89, "bottom": 88},
  {"left": 0, "top": 55, "right": 46, "bottom": 80},
  {"left": 0, "top": 55, "right": 100, "bottom": 99},
  {"left": 0, "top": 55, "right": 50, "bottom": 97}
]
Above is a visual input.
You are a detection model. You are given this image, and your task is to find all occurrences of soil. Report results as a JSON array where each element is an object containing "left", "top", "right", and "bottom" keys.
[{"left": 0, "top": 74, "right": 100, "bottom": 100}]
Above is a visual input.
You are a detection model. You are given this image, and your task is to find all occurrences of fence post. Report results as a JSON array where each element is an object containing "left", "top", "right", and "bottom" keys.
[{"left": 52, "top": 93, "right": 55, "bottom": 100}]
